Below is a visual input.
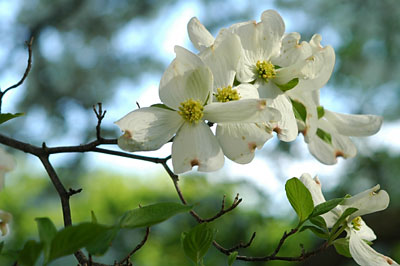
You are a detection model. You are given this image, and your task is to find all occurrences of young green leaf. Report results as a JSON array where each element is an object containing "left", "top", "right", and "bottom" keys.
[
  {"left": 85, "top": 227, "right": 119, "bottom": 256},
  {"left": 118, "top": 202, "right": 192, "bottom": 229},
  {"left": 300, "top": 225, "right": 329, "bottom": 239},
  {"left": 182, "top": 223, "right": 215, "bottom": 265},
  {"left": 35, "top": 217, "right": 57, "bottom": 262},
  {"left": 0, "top": 113, "right": 24, "bottom": 125},
  {"left": 228, "top": 251, "right": 238, "bottom": 266},
  {"left": 285, "top": 178, "right": 314, "bottom": 224},
  {"left": 291, "top": 99, "right": 307, "bottom": 123},
  {"left": 316, "top": 128, "right": 332, "bottom": 145},
  {"left": 331, "top": 207, "right": 358, "bottom": 236},
  {"left": 276, "top": 78, "right": 299, "bottom": 92},
  {"left": 309, "top": 216, "right": 327, "bottom": 230},
  {"left": 310, "top": 198, "right": 344, "bottom": 218},
  {"left": 48, "top": 223, "right": 110, "bottom": 262},
  {"left": 317, "top": 106, "right": 325, "bottom": 119},
  {"left": 334, "top": 238, "right": 352, "bottom": 258},
  {"left": 18, "top": 240, "right": 43, "bottom": 266}
]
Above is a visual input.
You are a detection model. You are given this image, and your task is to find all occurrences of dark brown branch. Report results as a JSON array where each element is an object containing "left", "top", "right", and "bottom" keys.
[
  {"left": 224, "top": 232, "right": 256, "bottom": 253},
  {"left": 119, "top": 227, "right": 150, "bottom": 265},
  {"left": 93, "top": 103, "right": 106, "bottom": 140},
  {"left": 0, "top": 37, "right": 34, "bottom": 113},
  {"left": 202, "top": 194, "right": 242, "bottom": 223},
  {"left": 271, "top": 228, "right": 298, "bottom": 257}
]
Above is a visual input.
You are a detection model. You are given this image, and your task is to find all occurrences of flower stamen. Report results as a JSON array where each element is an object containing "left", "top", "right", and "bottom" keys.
[
  {"left": 351, "top": 216, "right": 362, "bottom": 231},
  {"left": 256, "top": 60, "right": 276, "bottom": 82},
  {"left": 178, "top": 99, "right": 204, "bottom": 123},
  {"left": 215, "top": 85, "right": 240, "bottom": 103}
]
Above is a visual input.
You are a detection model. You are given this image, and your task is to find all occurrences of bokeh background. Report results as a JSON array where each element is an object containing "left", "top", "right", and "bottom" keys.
[{"left": 0, "top": 0, "right": 400, "bottom": 265}]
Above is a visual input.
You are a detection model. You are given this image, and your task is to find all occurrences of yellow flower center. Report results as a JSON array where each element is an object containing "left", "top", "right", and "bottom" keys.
[
  {"left": 215, "top": 85, "right": 240, "bottom": 103},
  {"left": 178, "top": 99, "right": 204, "bottom": 123},
  {"left": 351, "top": 216, "right": 362, "bottom": 231},
  {"left": 256, "top": 60, "right": 276, "bottom": 82}
]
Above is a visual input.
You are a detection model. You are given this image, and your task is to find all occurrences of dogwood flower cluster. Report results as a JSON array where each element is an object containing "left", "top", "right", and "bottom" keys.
[
  {"left": 0, "top": 147, "right": 14, "bottom": 236},
  {"left": 300, "top": 173, "right": 398, "bottom": 266},
  {"left": 115, "top": 10, "right": 382, "bottom": 174}
]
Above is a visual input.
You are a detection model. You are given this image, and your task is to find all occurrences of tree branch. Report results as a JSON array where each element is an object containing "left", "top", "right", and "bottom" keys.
[
  {"left": 118, "top": 227, "right": 150, "bottom": 265},
  {"left": 0, "top": 37, "right": 34, "bottom": 112}
]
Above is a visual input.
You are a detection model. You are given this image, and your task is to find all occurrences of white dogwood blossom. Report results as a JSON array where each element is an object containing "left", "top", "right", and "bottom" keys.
[
  {"left": 299, "top": 90, "right": 383, "bottom": 164},
  {"left": 300, "top": 173, "right": 398, "bottom": 266},
  {"left": 189, "top": 10, "right": 335, "bottom": 143},
  {"left": 196, "top": 29, "right": 281, "bottom": 163},
  {"left": 0, "top": 147, "right": 15, "bottom": 191},
  {"left": 116, "top": 46, "right": 275, "bottom": 174}
]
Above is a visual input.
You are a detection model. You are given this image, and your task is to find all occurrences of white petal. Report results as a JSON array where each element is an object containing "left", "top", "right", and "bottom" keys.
[
  {"left": 259, "top": 10, "right": 285, "bottom": 58},
  {"left": 349, "top": 230, "right": 399, "bottom": 266},
  {"left": 235, "top": 83, "right": 260, "bottom": 99},
  {"left": 308, "top": 134, "right": 337, "bottom": 165},
  {"left": 256, "top": 79, "right": 284, "bottom": 99},
  {"left": 342, "top": 184, "right": 390, "bottom": 219},
  {"left": 287, "top": 90, "right": 318, "bottom": 142},
  {"left": 266, "top": 94, "right": 298, "bottom": 142},
  {"left": 299, "top": 173, "right": 339, "bottom": 227},
  {"left": 308, "top": 119, "right": 357, "bottom": 164},
  {"left": 199, "top": 30, "right": 242, "bottom": 89},
  {"left": 172, "top": 122, "right": 224, "bottom": 174},
  {"left": 187, "top": 17, "right": 215, "bottom": 52},
  {"left": 115, "top": 107, "right": 183, "bottom": 152},
  {"left": 216, "top": 123, "right": 272, "bottom": 164},
  {"left": 324, "top": 110, "right": 383, "bottom": 137},
  {"left": 290, "top": 34, "right": 335, "bottom": 93},
  {"left": 273, "top": 32, "right": 312, "bottom": 67},
  {"left": 355, "top": 219, "right": 377, "bottom": 242},
  {"left": 204, "top": 99, "right": 280, "bottom": 123},
  {"left": 299, "top": 173, "right": 326, "bottom": 205},
  {"left": 159, "top": 47, "right": 213, "bottom": 109}
]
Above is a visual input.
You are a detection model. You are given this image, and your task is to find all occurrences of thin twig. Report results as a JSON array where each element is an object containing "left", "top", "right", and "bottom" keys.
[
  {"left": 93, "top": 103, "right": 106, "bottom": 140},
  {"left": 0, "top": 37, "right": 34, "bottom": 112},
  {"left": 119, "top": 227, "right": 150, "bottom": 265}
]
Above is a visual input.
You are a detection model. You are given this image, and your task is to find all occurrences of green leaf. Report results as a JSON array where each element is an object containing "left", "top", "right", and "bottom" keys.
[
  {"left": 285, "top": 178, "right": 314, "bottom": 224},
  {"left": 118, "top": 202, "right": 192, "bottom": 229},
  {"left": 0, "top": 242, "right": 3, "bottom": 253},
  {"left": 0, "top": 250, "right": 19, "bottom": 266},
  {"left": 310, "top": 216, "right": 327, "bottom": 230},
  {"left": 91, "top": 211, "right": 98, "bottom": 224},
  {"left": 35, "top": 217, "right": 57, "bottom": 262},
  {"left": 291, "top": 99, "right": 307, "bottom": 122},
  {"left": 18, "top": 240, "right": 43, "bottom": 266},
  {"left": 0, "top": 113, "right": 24, "bottom": 125},
  {"left": 310, "top": 198, "right": 344, "bottom": 218},
  {"left": 228, "top": 251, "right": 238, "bottom": 266},
  {"left": 331, "top": 207, "right": 358, "bottom": 236},
  {"left": 300, "top": 225, "right": 329, "bottom": 239},
  {"left": 334, "top": 238, "right": 352, "bottom": 258},
  {"left": 276, "top": 78, "right": 299, "bottom": 92},
  {"left": 85, "top": 227, "right": 119, "bottom": 256},
  {"left": 150, "top": 103, "right": 174, "bottom": 111},
  {"left": 48, "top": 223, "right": 110, "bottom": 262},
  {"left": 273, "top": 65, "right": 282, "bottom": 69},
  {"left": 182, "top": 223, "right": 215, "bottom": 265},
  {"left": 317, "top": 106, "right": 325, "bottom": 119},
  {"left": 316, "top": 128, "right": 332, "bottom": 145}
]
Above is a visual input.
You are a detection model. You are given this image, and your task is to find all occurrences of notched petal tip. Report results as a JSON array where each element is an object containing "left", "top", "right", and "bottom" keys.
[
  {"left": 248, "top": 142, "right": 257, "bottom": 152},
  {"left": 190, "top": 158, "right": 200, "bottom": 167}
]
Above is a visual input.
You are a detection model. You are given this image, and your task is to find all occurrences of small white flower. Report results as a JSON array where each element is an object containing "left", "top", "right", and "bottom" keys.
[
  {"left": 300, "top": 173, "right": 398, "bottom": 266},
  {"left": 0, "top": 147, "right": 16, "bottom": 191},
  {"left": 116, "top": 47, "right": 274, "bottom": 174},
  {"left": 195, "top": 29, "right": 281, "bottom": 163},
  {"left": 306, "top": 101, "right": 383, "bottom": 164}
]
